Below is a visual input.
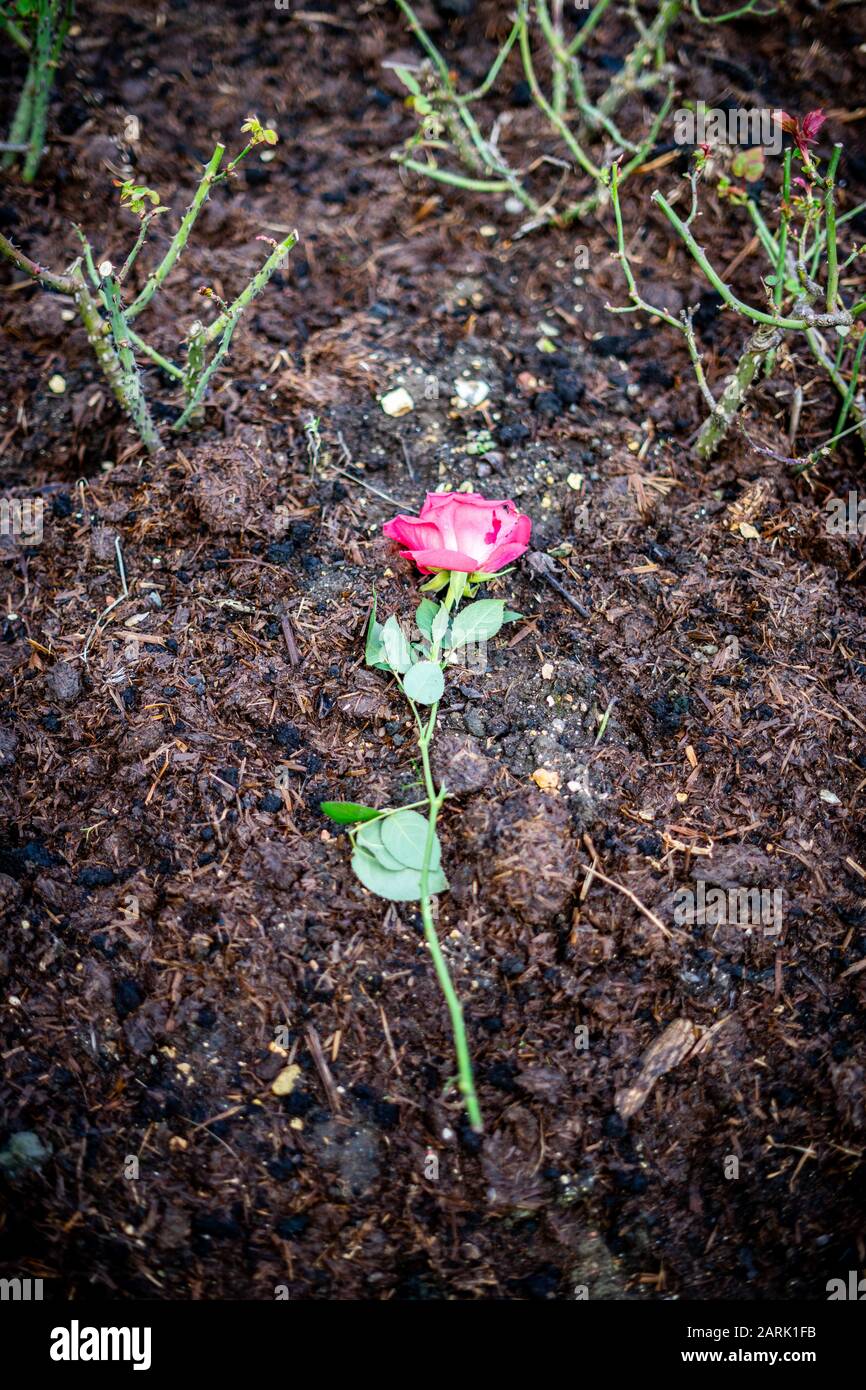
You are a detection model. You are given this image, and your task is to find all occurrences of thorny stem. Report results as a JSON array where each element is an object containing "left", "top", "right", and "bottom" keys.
[
  {"left": 100, "top": 274, "right": 163, "bottom": 453},
  {"left": 22, "top": 0, "right": 65, "bottom": 183},
  {"left": 0, "top": 229, "right": 75, "bottom": 294},
  {"left": 651, "top": 190, "right": 842, "bottom": 330},
  {"left": 596, "top": 0, "right": 681, "bottom": 122},
  {"left": 567, "top": 0, "right": 613, "bottom": 55},
  {"left": 695, "top": 322, "right": 782, "bottom": 460},
  {"left": 2, "top": 1, "right": 71, "bottom": 182},
  {"left": 831, "top": 329, "right": 866, "bottom": 449},
  {"left": 764, "top": 146, "right": 791, "bottom": 376},
  {"left": 806, "top": 327, "right": 866, "bottom": 448},
  {"left": 824, "top": 144, "right": 843, "bottom": 316},
  {"left": 517, "top": 2, "right": 601, "bottom": 184},
  {"left": 203, "top": 230, "right": 298, "bottom": 343},
  {"left": 174, "top": 311, "right": 238, "bottom": 430},
  {"left": 608, "top": 164, "right": 716, "bottom": 412},
  {"left": 126, "top": 144, "right": 225, "bottom": 320},
  {"left": 182, "top": 320, "right": 208, "bottom": 424},
  {"left": 1, "top": 63, "right": 35, "bottom": 172},
  {"left": 0, "top": 142, "right": 297, "bottom": 451}
]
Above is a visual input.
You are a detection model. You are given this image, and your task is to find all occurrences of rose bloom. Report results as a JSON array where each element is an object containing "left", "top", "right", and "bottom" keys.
[{"left": 383, "top": 492, "right": 532, "bottom": 575}]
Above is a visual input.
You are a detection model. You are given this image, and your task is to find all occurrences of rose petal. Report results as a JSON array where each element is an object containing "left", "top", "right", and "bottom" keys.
[
  {"left": 482, "top": 516, "right": 532, "bottom": 572},
  {"left": 383, "top": 515, "right": 446, "bottom": 551},
  {"left": 404, "top": 546, "right": 480, "bottom": 574}
]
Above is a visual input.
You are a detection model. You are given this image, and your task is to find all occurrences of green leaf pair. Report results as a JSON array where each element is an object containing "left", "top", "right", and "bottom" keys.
[
  {"left": 351, "top": 809, "right": 447, "bottom": 902},
  {"left": 370, "top": 594, "right": 521, "bottom": 675},
  {"left": 365, "top": 598, "right": 443, "bottom": 704}
]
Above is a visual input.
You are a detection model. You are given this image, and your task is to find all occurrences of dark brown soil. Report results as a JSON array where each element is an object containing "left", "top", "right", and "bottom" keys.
[{"left": 1, "top": 0, "right": 865, "bottom": 1301}]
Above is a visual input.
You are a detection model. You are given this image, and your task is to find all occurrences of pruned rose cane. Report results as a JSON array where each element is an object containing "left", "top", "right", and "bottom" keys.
[{"left": 321, "top": 492, "right": 531, "bottom": 1131}]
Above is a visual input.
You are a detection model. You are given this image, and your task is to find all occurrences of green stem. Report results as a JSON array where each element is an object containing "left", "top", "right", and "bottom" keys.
[
  {"left": 567, "top": 0, "right": 614, "bottom": 55},
  {"left": 596, "top": 0, "right": 682, "bottom": 121},
  {"left": 127, "top": 328, "right": 184, "bottom": 380},
  {"left": 71, "top": 222, "right": 101, "bottom": 286},
  {"left": 653, "top": 190, "right": 822, "bottom": 329},
  {"left": 0, "top": 11, "right": 32, "bottom": 50},
  {"left": 117, "top": 211, "right": 157, "bottom": 283},
  {"left": 690, "top": 0, "right": 776, "bottom": 19},
  {"left": 22, "top": 0, "right": 66, "bottom": 184},
  {"left": 415, "top": 704, "right": 482, "bottom": 1133},
  {"left": 126, "top": 143, "right": 225, "bottom": 319},
  {"left": 517, "top": 1, "right": 601, "bottom": 184},
  {"left": 393, "top": 573, "right": 482, "bottom": 1131},
  {"left": 394, "top": 157, "right": 512, "bottom": 193},
  {"left": 831, "top": 330, "right": 866, "bottom": 449},
  {"left": 395, "top": 0, "right": 452, "bottom": 86},
  {"left": 805, "top": 327, "right": 866, "bottom": 447},
  {"left": 182, "top": 319, "right": 207, "bottom": 423},
  {"left": 824, "top": 144, "right": 842, "bottom": 316},
  {"left": 203, "top": 229, "right": 297, "bottom": 344},
  {"left": 173, "top": 313, "right": 238, "bottom": 430},
  {"left": 464, "top": 18, "right": 519, "bottom": 100},
  {"left": 2, "top": 62, "right": 35, "bottom": 171},
  {"left": 695, "top": 322, "right": 781, "bottom": 460},
  {"left": 100, "top": 275, "right": 163, "bottom": 453},
  {"left": 536, "top": 0, "right": 567, "bottom": 115},
  {"left": 765, "top": 146, "right": 791, "bottom": 376}
]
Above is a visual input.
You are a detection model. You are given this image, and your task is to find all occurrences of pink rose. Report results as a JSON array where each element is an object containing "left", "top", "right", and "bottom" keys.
[{"left": 383, "top": 492, "right": 532, "bottom": 575}]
